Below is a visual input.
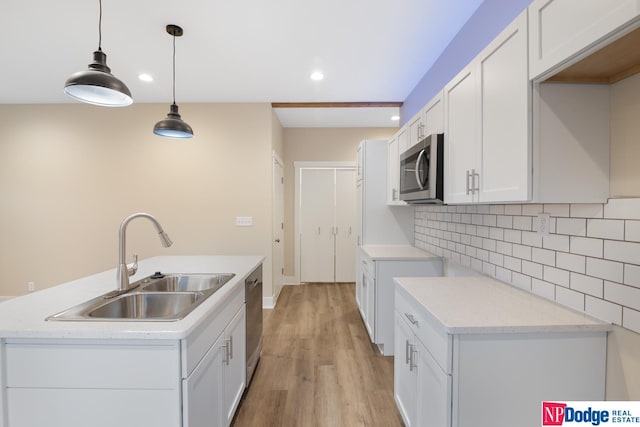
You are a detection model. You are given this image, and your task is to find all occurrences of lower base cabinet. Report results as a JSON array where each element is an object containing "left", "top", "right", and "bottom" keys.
[
  {"left": 183, "top": 304, "right": 246, "bottom": 427},
  {"left": 2, "top": 283, "right": 248, "bottom": 427},
  {"left": 394, "top": 284, "right": 607, "bottom": 427}
]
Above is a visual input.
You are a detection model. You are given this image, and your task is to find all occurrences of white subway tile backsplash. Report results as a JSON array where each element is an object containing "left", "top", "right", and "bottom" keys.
[
  {"left": 604, "top": 198, "right": 640, "bottom": 220},
  {"left": 522, "top": 260, "right": 543, "bottom": 279},
  {"left": 623, "top": 307, "right": 640, "bottom": 334},
  {"left": 605, "top": 281, "right": 640, "bottom": 311},
  {"left": 513, "top": 216, "right": 533, "bottom": 231},
  {"left": 625, "top": 220, "right": 640, "bottom": 242},
  {"left": 556, "top": 287, "right": 585, "bottom": 311},
  {"left": 604, "top": 240, "right": 640, "bottom": 264},
  {"left": 532, "top": 279, "right": 555, "bottom": 300},
  {"left": 570, "top": 204, "right": 603, "bottom": 218},
  {"left": 504, "top": 229, "right": 522, "bottom": 244},
  {"left": 543, "top": 204, "right": 570, "bottom": 217},
  {"left": 532, "top": 248, "right": 556, "bottom": 266},
  {"left": 586, "top": 296, "right": 622, "bottom": 326},
  {"left": 542, "top": 234, "right": 570, "bottom": 252},
  {"left": 569, "top": 273, "right": 603, "bottom": 297},
  {"left": 556, "top": 218, "right": 586, "bottom": 236},
  {"left": 414, "top": 199, "right": 640, "bottom": 336},
  {"left": 522, "top": 231, "right": 543, "bottom": 248},
  {"left": 544, "top": 266, "right": 570, "bottom": 287},
  {"left": 587, "top": 219, "right": 624, "bottom": 240},
  {"left": 497, "top": 215, "right": 513, "bottom": 229},
  {"left": 504, "top": 205, "right": 522, "bottom": 215},
  {"left": 522, "top": 204, "right": 543, "bottom": 216},
  {"left": 570, "top": 236, "right": 603, "bottom": 258},
  {"left": 557, "top": 252, "right": 586, "bottom": 274},
  {"left": 511, "top": 272, "right": 532, "bottom": 290},
  {"left": 586, "top": 258, "right": 624, "bottom": 283},
  {"left": 624, "top": 264, "right": 640, "bottom": 289},
  {"left": 512, "top": 244, "right": 532, "bottom": 260},
  {"left": 503, "top": 256, "right": 522, "bottom": 272}
]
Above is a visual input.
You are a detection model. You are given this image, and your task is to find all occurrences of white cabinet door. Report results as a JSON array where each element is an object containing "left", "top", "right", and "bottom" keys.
[
  {"left": 397, "top": 126, "right": 409, "bottom": 154},
  {"left": 415, "top": 339, "right": 452, "bottom": 427},
  {"left": 424, "top": 91, "right": 444, "bottom": 135},
  {"left": 444, "top": 63, "right": 479, "bottom": 204},
  {"left": 408, "top": 110, "right": 425, "bottom": 149},
  {"left": 223, "top": 306, "right": 246, "bottom": 427},
  {"left": 335, "top": 169, "right": 356, "bottom": 282},
  {"left": 529, "top": 0, "right": 640, "bottom": 80},
  {"left": 387, "top": 136, "right": 400, "bottom": 204},
  {"left": 394, "top": 311, "right": 417, "bottom": 427},
  {"left": 362, "top": 268, "right": 375, "bottom": 340},
  {"left": 300, "top": 168, "right": 335, "bottom": 282},
  {"left": 478, "top": 11, "right": 530, "bottom": 203},
  {"left": 183, "top": 333, "right": 225, "bottom": 427}
]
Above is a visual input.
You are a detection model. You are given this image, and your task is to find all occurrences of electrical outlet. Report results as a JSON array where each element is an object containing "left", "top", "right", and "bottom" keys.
[
  {"left": 235, "top": 216, "right": 253, "bottom": 226},
  {"left": 27, "top": 281, "right": 35, "bottom": 292},
  {"left": 537, "top": 213, "right": 550, "bottom": 236}
]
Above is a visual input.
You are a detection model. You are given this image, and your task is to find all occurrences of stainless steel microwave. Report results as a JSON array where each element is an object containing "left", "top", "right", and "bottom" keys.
[{"left": 399, "top": 133, "right": 444, "bottom": 204}]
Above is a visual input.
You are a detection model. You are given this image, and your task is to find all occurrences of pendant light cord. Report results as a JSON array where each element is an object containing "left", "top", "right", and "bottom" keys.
[
  {"left": 97, "top": 0, "right": 103, "bottom": 51},
  {"left": 172, "top": 33, "right": 177, "bottom": 105}
]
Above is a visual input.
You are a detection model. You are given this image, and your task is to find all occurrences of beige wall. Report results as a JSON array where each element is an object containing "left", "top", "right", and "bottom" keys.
[
  {"left": 611, "top": 72, "right": 640, "bottom": 197},
  {"left": 281, "top": 127, "right": 396, "bottom": 278},
  {"left": 0, "top": 103, "right": 276, "bottom": 298}
]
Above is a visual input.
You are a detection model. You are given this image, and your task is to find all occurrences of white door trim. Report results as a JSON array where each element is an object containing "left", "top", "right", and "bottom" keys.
[
  {"left": 272, "top": 151, "right": 285, "bottom": 305},
  {"left": 294, "top": 161, "right": 356, "bottom": 284}
]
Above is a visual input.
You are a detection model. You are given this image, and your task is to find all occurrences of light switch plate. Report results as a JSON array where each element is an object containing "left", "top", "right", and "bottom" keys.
[{"left": 235, "top": 216, "right": 253, "bottom": 226}]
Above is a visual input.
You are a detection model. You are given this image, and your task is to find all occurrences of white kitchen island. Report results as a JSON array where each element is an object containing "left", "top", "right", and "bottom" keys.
[
  {"left": 394, "top": 276, "right": 611, "bottom": 427},
  {"left": 0, "top": 255, "right": 264, "bottom": 427}
]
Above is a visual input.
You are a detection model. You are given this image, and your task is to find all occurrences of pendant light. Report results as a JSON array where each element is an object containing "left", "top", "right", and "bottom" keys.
[
  {"left": 64, "top": 0, "right": 132, "bottom": 107},
  {"left": 153, "top": 24, "right": 194, "bottom": 139}
]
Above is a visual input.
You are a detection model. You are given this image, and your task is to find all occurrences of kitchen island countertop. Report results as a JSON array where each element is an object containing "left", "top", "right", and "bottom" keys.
[{"left": 0, "top": 255, "right": 264, "bottom": 340}]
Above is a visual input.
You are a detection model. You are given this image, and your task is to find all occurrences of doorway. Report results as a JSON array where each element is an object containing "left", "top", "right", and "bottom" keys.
[
  {"left": 294, "top": 161, "right": 356, "bottom": 284},
  {"left": 272, "top": 153, "right": 285, "bottom": 303}
]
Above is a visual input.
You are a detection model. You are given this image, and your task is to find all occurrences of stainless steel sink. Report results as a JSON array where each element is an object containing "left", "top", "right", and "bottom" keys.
[
  {"left": 140, "top": 273, "right": 234, "bottom": 293},
  {"left": 87, "top": 292, "right": 203, "bottom": 320},
  {"left": 46, "top": 273, "right": 235, "bottom": 322}
]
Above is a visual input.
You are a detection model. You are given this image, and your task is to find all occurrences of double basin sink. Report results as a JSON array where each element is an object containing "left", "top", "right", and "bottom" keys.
[{"left": 47, "top": 273, "right": 235, "bottom": 322}]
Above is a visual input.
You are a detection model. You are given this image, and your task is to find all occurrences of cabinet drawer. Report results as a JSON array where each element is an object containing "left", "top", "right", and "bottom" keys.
[
  {"left": 360, "top": 252, "right": 375, "bottom": 278},
  {"left": 395, "top": 286, "right": 452, "bottom": 374}
]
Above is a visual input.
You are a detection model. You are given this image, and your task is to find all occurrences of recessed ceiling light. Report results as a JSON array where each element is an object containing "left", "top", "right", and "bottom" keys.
[
  {"left": 138, "top": 73, "right": 154, "bottom": 82},
  {"left": 391, "top": 115, "right": 400, "bottom": 121},
  {"left": 310, "top": 71, "right": 324, "bottom": 81}
]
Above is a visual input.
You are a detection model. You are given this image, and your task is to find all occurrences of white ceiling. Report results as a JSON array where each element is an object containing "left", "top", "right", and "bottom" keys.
[{"left": 2, "top": 0, "right": 483, "bottom": 127}]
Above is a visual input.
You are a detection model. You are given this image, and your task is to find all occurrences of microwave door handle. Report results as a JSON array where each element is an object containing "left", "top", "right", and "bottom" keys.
[{"left": 415, "top": 149, "right": 425, "bottom": 190}]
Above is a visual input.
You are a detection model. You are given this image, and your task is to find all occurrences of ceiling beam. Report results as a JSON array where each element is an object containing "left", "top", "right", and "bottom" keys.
[{"left": 271, "top": 102, "right": 403, "bottom": 108}]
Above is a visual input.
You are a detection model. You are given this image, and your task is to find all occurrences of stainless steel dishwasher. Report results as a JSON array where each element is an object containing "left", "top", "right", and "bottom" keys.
[{"left": 245, "top": 264, "right": 263, "bottom": 386}]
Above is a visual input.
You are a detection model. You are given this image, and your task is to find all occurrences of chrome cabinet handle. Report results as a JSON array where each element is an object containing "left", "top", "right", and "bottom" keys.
[
  {"left": 405, "top": 339, "right": 411, "bottom": 365},
  {"left": 466, "top": 170, "right": 471, "bottom": 195},
  {"left": 404, "top": 313, "right": 418, "bottom": 325},
  {"left": 222, "top": 341, "right": 229, "bottom": 365},
  {"left": 409, "top": 346, "right": 418, "bottom": 371},
  {"left": 473, "top": 169, "right": 480, "bottom": 193},
  {"left": 229, "top": 335, "right": 233, "bottom": 360}
]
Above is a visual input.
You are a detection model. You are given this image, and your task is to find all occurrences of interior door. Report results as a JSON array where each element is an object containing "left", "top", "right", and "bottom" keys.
[
  {"left": 300, "top": 168, "right": 335, "bottom": 282},
  {"left": 334, "top": 168, "right": 356, "bottom": 282},
  {"left": 272, "top": 157, "right": 285, "bottom": 296}
]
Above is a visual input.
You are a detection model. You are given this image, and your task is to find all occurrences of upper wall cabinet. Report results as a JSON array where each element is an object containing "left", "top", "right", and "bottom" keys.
[
  {"left": 445, "top": 11, "right": 530, "bottom": 204},
  {"left": 529, "top": 0, "right": 640, "bottom": 80}
]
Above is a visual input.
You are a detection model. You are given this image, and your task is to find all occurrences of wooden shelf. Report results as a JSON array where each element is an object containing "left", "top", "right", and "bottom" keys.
[{"left": 546, "top": 26, "right": 640, "bottom": 84}]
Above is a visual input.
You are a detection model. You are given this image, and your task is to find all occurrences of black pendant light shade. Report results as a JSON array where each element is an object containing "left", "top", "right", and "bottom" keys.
[
  {"left": 154, "top": 24, "right": 193, "bottom": 139},
  {"left": 63, "top": 0, "right": 132, "bottom": 107},
  {"left": 154, "top": 103, "right": 194, "bottom": 138},
  {"left": 64, "top": 50, "right": 132, "bottom": 107}
]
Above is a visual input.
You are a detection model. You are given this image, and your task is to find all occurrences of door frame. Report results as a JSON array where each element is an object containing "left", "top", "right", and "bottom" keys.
[
  {"left": 271, "top": 152, "right": 285, "bottom": 308},
  {"left": 294, "top": 161, "right": 356, "bottom": 284}
]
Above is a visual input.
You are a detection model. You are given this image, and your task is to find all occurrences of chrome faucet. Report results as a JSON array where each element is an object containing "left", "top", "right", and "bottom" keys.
[{"left": 115, "top": 213, "right": 173, "bottom": 294}]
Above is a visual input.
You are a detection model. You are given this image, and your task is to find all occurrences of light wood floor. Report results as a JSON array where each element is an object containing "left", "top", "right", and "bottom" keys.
[{"left": 231, "top": 283, "right": 403, "bottom": 427}]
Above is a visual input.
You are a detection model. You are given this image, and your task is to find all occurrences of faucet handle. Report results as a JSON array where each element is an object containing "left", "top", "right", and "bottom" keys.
[{"left": 127, "top": 253, "right": 138, "bottom": 277}]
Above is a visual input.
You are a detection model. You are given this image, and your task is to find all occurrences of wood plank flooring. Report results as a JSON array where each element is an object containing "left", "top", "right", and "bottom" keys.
[{"left": 231, "top": 283, "right": 403, "bottom": 427}]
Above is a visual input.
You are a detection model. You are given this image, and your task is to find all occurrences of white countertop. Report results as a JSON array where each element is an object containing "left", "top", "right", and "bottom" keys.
[
  {"left": 396, "top": 276, "right": 611, "bottom": 334},
  {"left": 0, "top": 255, "right": 264, "bottom": 340},
  {"left": 360, "top": 245, "right": 441, "bottom": 261}
]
